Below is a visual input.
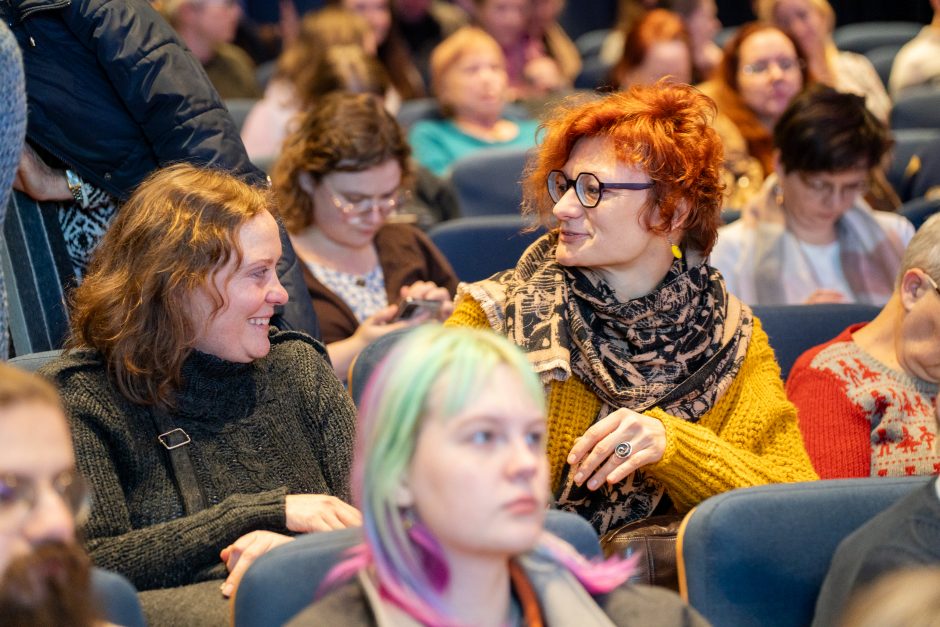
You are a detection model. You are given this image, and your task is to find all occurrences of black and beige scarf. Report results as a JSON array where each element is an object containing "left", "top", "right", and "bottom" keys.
[{"left": 459, "top": 231, "right": 753, "bottom": 533}]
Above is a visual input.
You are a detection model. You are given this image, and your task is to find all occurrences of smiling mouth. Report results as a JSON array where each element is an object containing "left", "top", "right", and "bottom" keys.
[{"left": 248, "top": 317, "right": 270, "bottom": 327}]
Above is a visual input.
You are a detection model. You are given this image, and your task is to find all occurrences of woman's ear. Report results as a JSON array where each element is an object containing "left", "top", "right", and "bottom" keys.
[
  {"left": 298, "top": 171, "right": 317, "bottom": 197},
  {"left": 394, "top": 478, "right": 415, "bottom": 508}
]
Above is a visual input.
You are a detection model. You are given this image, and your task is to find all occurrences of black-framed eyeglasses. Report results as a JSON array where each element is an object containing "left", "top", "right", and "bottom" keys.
[
  {"left": 547, "top": 170, "right": 654, "bottom": 209},
  {"left": 0, "top": 469, "right": 90, "bottom": 525}
]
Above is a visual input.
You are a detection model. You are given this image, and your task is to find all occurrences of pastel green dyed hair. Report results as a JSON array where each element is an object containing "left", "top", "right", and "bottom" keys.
[{"left": 351, "top": 325, "right": 546, "bottom": 620}]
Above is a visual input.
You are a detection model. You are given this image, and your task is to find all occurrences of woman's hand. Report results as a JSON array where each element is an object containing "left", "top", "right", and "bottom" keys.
[
  {"left": 400, "top": 281, "right": 454, "bottom": 321},
  {"left": 13, "top": 144, "right": 72, "bottom": 202},
  {"left": 219, "top": 531, "right": 294, "bottom": 598},
  {"left": 804, "top": 289, "right": 848, "bottom": 304},
  {"left": 566, "top": 408, "right": 667, "bottom": 491},
  {"left": 285, "top": 494, "right": 363, "bottom": 533}
]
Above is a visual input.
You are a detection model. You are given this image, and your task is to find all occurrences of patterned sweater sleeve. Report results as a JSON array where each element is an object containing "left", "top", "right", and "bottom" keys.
[
  {"left": 59, "top": 374, "right": 288, "bottom": 590},
  {"left": 787, "top": 353, "right": 871, "bottom": 479},
  {"left": 646, "top": 319, "right": 819, "bottom": 511}
]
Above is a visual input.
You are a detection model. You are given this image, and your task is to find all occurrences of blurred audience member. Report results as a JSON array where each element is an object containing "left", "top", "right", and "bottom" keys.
[
  {"left": 473, "top": 0, "right": 570, "bottom": 99},
  {"left": 699, "top": 22, "right": 807, "bottom": 208},
  {"left": 612, "top": 9, "right": 693, "bottom": 89},
  {"left": 890, "top": 0, "right": 940, "bottom": 97},
  {"left": 273, "top": 93, "right": 458, "bottom": 379},
  {"left": 0, "top": 21, "right": 26, "bottom": 360},
  {"left": 41, "top": 164, "right": 359, "bottom": 626},
  {"left": 531, "top": 0, "right": 582, "bottom": 89},
  {"left": 812, "top": 400, "right": 940, "bottom": 627},
  {"left": 757, "top": 0, "right": 892, "bottom": 123},
  {"left": 242, "top": 7, "right": 377, "bottom": 162},
  {"left": 409, "top": 26, "right": 539, "bottom": 176},
  {"left": 1, "top": 0, "right": 319, "bottom": 337},
  {"left": 788, "top": 214, "right": 940, "bottom": 479},
  {"left": 712, "top": 86, "right": 912, "bottom": 306},
  {"left": 604, "top": 0, "right": 722, "bottom": 83},
  {"left": 393, "top": 0, "right": 468, "bottom": 84},
  {"left": 337, "top": 0, "right": 427, "bottom": 100},
  {"left": 163, "top": 0, "right": 261, "bottom": 99},
  {"left": 0, "top": 364, "right": 96, "bottom": 626},
  {"left": 839, "top": 567, "right": 940, "bottom": 627},
  {"left": 288, "top": 325, "right": 708, "bottom": 627}
]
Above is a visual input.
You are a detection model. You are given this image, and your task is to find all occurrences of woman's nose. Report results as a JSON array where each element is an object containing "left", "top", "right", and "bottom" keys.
[
  {"left": 268, "top": 277, "right": 289, "bottom": 305},
  {"left": 551, "top": 187, "right": 584, "bottom": 221}
]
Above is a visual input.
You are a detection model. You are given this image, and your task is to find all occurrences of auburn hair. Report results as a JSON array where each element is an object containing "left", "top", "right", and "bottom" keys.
[
  {"left": 709, "top": 22, "right": 810, "bottom": 175},
  {"left": 67, "top": 164, "right": 276, "bottom": 409},
  {"left": 522, "top": 81, "right": 725, "bottom": 255},
  {"left": 613, "top": 9, "right": 691, "bottom": 85}
]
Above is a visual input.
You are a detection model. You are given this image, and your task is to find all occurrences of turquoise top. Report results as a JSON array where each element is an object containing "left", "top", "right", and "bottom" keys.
[{"left": 409, "top": 118, "right": 540, "bottom": 176}]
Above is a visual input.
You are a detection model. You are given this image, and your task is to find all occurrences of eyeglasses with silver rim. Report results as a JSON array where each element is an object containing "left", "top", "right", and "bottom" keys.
[
  {"left": 322, "top": 179, "right": 403, "bottom": 223},
  {"left": 0, "top": 469, "right": 90, "bottom": 526},
  {"left": 547, "top": 170, "right": 654, "bottom": 209}
]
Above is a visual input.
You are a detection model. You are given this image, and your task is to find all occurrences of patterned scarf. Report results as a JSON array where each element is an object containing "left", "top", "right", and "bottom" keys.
[{"left": 461, "top": 231, "right": 753, "bottom": 533}]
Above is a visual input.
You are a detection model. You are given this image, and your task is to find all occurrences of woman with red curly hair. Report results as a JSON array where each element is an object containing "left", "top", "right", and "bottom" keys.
[{"left": 447, "top": 82, "right": 817, "bottom": 535}]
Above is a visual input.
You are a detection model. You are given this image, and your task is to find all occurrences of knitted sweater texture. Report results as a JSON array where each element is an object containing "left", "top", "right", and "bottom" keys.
[
  {"left": 447, "top": 298, "right": 818, "bottom": 512},
  {"left": 787, "top": 324, "right": 939, "bottom": 479},
  {"left": 40, "top": 330, "right": 357, "bottom": 590}
]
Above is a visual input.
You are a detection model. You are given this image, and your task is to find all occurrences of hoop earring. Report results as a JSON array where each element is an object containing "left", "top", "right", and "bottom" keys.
[{"left": 667, "top": 235, "right": 683, "bottom": 260}]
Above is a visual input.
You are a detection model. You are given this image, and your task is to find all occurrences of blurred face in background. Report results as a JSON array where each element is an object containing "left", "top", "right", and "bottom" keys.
[
  {"left": 476, "top": 0, "right": 528, "bottom": 47},
  {"left": 686, "top": 0, "right": 720, "bottom": 49},
  {"left": 736, "top": 28, "right": 803, "bottom": 126},
  {"left": 771, "top": 0, "right": 828, "bottom": 57},
  {"left": 441, "top": 44, "right": 509, "bottom": 123},
  {"left": 622, "top": 39, "right": 693, "bottom": 87},
  {"left": 184, "top": 0, "right": 241, "bottom": 46},
  {"left": 344, "top": 0, "right": 392, "bottom": 46}
]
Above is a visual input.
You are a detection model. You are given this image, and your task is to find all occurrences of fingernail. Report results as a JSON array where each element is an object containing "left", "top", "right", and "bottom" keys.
[
  {"left": 567, "top": 453, "right": 576, "bottom": 464},
  {"left": 221, "top": 583, "right": 233, "bottom": 597},
  {"left": 588, "top": 479, "right": 598, "bottom": 490},
  {"left": 574, "top": 472, "right": 583, "bottom": 484}
]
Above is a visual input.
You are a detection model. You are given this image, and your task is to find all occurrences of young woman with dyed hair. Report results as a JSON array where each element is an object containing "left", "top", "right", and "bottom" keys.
[{"left": 289, "top": 326, "right": 706, "bottom": 626}]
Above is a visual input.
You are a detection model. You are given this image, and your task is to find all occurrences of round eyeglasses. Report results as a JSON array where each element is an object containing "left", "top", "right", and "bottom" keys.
[
  {"left": 547, "top": 170, "right": 654, "bottom": 209},
  {"left": 323, "top": 180, "right": 402, "bottom": 223},
  {"left": 0, "top": 469, "right": 90, "bottom": 526}
]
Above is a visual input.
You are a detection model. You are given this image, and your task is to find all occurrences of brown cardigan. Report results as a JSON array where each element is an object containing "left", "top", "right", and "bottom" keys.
[{"left": 301, "top": 223, "right": 459, "bottom": 345}]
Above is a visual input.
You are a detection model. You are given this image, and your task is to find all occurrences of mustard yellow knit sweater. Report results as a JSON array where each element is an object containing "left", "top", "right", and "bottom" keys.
[{"left": 446, "top": 297, "right": 819, "bottom": 513}]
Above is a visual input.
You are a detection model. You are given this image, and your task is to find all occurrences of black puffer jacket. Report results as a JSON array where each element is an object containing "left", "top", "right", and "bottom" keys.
[{"left": 1, "top": 0, "right": 321, "bottom": 338}]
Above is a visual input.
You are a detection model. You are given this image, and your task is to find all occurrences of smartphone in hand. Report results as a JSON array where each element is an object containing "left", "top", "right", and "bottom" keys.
[{"left": 393, "top": 297, "right": 442, "bottom": 321}]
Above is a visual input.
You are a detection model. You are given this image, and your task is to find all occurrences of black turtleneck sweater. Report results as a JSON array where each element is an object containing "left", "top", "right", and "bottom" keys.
[{"left": 40, "top": 330, "right": 356, "bottom": 591}]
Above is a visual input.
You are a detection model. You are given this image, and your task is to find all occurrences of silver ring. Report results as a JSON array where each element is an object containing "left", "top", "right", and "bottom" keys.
[{"left": 614, "top": 442, "right": 632, "bottom": 459}]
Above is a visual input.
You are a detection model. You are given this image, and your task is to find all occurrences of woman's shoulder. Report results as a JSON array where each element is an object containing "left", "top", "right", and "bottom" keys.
[
  {"left": 268, "top": 329, "right": 330, "bottom": 363},
  {"left": 869, "top": 207, "right": 916, "bottom": 244},
  {"left": 286, "top": 580, "right": 373, "bottom": 626},
  {"left": 37, "top": 348, "right": 107, "bottom": 386}
]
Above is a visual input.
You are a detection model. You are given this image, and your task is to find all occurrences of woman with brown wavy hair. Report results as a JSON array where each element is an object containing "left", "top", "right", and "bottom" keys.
[
  {"left": 447, "top": 82, "right": 817, "bottom": 536},
  {"left": 272, "top": 92, "right": 457, "bottom": 379},
  {"left": 39, "top": 163, "right": 360, "bottom": 626}
]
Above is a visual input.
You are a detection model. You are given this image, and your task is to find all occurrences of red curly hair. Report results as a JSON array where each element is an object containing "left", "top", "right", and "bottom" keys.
[{"left": 522, "top": 81, "right": 725, "bottom": 255}]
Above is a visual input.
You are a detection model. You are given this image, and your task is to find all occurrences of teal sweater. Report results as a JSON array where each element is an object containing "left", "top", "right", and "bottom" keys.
[{"left": 409, "top": 118, "right": 539, "bottom": 176}]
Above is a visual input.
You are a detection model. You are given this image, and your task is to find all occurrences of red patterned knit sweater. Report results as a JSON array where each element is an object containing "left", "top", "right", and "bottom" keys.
[{"left": 787, "top": 323, "right": 939, "bottom": 479}]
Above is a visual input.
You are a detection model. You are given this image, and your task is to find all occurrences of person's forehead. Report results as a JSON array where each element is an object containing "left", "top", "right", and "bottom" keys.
[{"left": 0, "top": 403, "right": 74, "bottom": 475}]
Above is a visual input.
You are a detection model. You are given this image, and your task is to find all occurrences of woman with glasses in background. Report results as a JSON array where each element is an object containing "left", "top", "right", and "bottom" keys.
[
  {"left": 698, "top": 22, "right": 809, "bottom": 210},
  {"left": 447, "top": 82, "right": 817, "bottom": 536},
  {"left": 272, "top": 92, "right": 458, "bottom": 379},
  {"left": 711, "top": 85, "right": 913, "bottom": 306}
]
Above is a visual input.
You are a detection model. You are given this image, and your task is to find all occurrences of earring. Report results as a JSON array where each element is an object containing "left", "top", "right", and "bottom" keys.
[
  {"left": 774, "top": 183, "right": 784, "bottom": 208},
  {"left": 667, "top": 235, "right": 683, "bottom": 260}
]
